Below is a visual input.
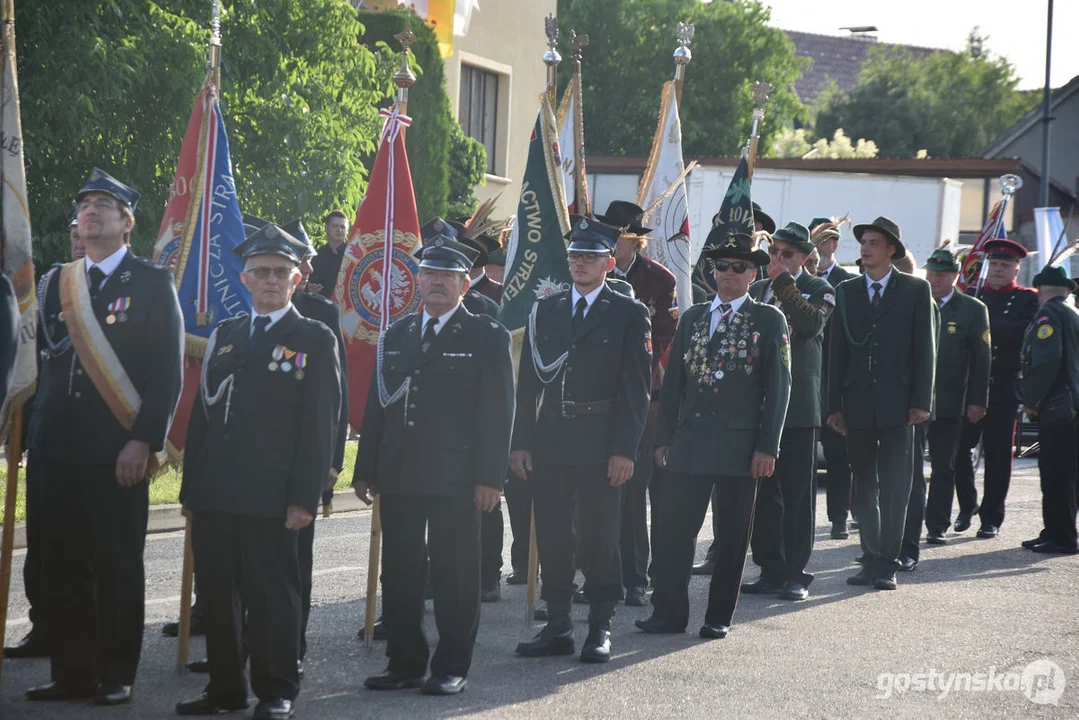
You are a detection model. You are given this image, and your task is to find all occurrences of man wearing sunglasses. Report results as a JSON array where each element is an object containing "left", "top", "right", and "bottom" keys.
[
  {"left": 512, "top": 217, "right": 651, "bottom": 664},
  {"left": 178, "top": 223, "right": 341, "bottom": 719},
  {"left": 827, "top": 217, "right": 936, "bottom": 592},
  {"left": 640, "top": 223, "right": 791, "bottom": 640},
  {"left": 742, "top": 222, "right": 834, "bottom": 602}
]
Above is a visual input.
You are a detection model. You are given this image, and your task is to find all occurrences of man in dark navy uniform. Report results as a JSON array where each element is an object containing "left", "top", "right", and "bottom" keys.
[
  {"left": 512, "top": 217, "right": 651, "bottom": 663},
  {"left": 27, "top": 169, "right": 184, "bottom": 706},
  {"left": 307, "top": 209, "right": 349, "bottom": 297},
  {"left": 954, "top": 238, "right": 1039, "bottom": 538}
]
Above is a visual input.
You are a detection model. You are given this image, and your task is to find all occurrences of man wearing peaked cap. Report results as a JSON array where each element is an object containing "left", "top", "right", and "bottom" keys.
[
  {"left": 641, "top": 227, "right": 790, "bottom": 639},
  {"left": 424, "top": 218, "right": 500, "bottom": 319},
  {"left": 177, "top": 223, "right": 341, "bottom": 719},
  {"left": 27, "top": 169, "right": 183, "bottom": 706},
  {"left": 512, "top": 216, "right": 651, "bottom": 663},
  {"left": 920, "top": 246, "right": 990, "bottom": 549},
  {"left": 353, "top": 216, "right": 514, "bottom": 695},
  {"left": 953, "top": 237, "right": 1039, "bottom": 540},
  {"left": 1019, "top": 264, "right": 1079, "bottom": 554}
]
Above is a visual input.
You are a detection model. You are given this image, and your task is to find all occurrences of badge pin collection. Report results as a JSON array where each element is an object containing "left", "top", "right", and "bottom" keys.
[
  {"left": 270, "top": 345, "right": 307, "bottom": 379},
  {"left": 685, "top": 311, "right": 759, "bottom": 390}
]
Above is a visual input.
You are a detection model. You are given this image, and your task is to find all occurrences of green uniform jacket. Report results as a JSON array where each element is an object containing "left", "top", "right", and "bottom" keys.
[
  {"left": 655, "top": 298, "right": 791, "bottom": 477},
  {"left": 829, "top": 271, "right": 937, "bottom": 429},
  {"left": 750, "top": 271, "right": 835, "bottom": 428},
  {"left": 934, "top": 292, "right": 991, "bottom": 419},
  {"left": 1020, "top": 297, "right": 1079, "bottom": 425}
]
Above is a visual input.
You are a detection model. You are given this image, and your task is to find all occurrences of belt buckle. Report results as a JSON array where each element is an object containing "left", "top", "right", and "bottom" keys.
[{"left": 561, "top": 400, "right": 576, "bottom": 419}]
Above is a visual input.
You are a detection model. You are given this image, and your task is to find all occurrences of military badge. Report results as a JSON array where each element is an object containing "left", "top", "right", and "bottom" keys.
[
  {"left": 120, "top": 270, "right": 132, "bottom": 284},
  {"left": 780, "top": 344, "right": 792, "bottom": 369},
  {"left": 947, "top": 321, "right": 957, "bottom": 335},
  {"left": 1037, "top": 324, "right": 1054, "bottom": 340},
  {"left": 644, "top": 332, "right": 652, "bottom": 354},
  {"left": 106, "top": 297, "right": 131, "bottom": 324},
  {"left": 982, "top": 329, "right": 991, "bottom": 345},
  {"left": 294, "top": 352, "right": 307, "bottom": 379}
]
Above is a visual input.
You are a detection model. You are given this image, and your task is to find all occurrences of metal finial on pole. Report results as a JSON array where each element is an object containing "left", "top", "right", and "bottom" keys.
[
  {"left": 673, "top": 22, "right": 694, "bottom": 103},
  {"left": 543, "top": 14, "right": 561, "bottom": 105},
  {"left": 746, "top": 81, "right": 774, "bottom": 180},
  {"left": 393, "top": 25, "right": 417, "bottom": 112},
  {"left": 208, "top": 0, "right": 221, "bottom": 74}
]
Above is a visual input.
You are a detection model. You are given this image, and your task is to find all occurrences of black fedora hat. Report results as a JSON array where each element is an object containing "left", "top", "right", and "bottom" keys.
[
  {"left": 701, "top": 226, "right": 769, "bottom": 266},
  {"left": 853, "top": 216, "right": 905, "bottom": 257},
  {"left": 596, "top": 200, "right": 652, "bottom": 236},
  {"left": 1032, "top": 264, "right": 1077, "bottom": 290}
]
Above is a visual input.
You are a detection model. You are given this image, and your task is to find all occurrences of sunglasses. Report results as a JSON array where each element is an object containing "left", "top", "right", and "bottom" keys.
[
  {"left": 768, "top": 246, "right": 798, "bottom": 260},
  {"left": 245, "top": 266, "right": 294, "bottom": 280},
  {"left": 567, "top": 252, "right": 606, "bottom": 264},
  {"left": 710, "top": 259, "right": 753, "bottom": 275}
]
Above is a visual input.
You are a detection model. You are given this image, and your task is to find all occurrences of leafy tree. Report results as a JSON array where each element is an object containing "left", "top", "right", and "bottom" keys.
[
  {"left": 446, "top": 120, "right": 487, "bottom": 220},
  {"left": 556, "top": 0, "right": 807, "bottom": 158},
  {"left": 814, "top": 30, "right": 1030, "bottom": 158},
  {"left": 770, "top": 128, "right": 879, "bottom": 159}
]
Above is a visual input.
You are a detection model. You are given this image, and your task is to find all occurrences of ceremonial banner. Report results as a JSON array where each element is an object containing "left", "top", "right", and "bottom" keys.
[
  {"left": 0, "top": 14, "right": 36, "bottom": 437},
  {"left": 154, "top": 82, "right": 250, "bottom": 457},
  {"left": 499, "top": 93, "right": 571, "bottom": 334},
  {"left": 1033, "top": 207, "right": 1067, "bottom": 268},
  {"left": 958, "top": 199, "right": 1005, "bottom": 290},
  {"left": 638, "top": 80, "right": 694, "bottom": 314},
  {"left": 335, "top": 106, "right": 421, "bottom": 430},
  {"left": 693, "top": 155, "right": 753, "bottom": 295},
  {"left": 555, "top": 75, "right": 588, "bottom": 215}
]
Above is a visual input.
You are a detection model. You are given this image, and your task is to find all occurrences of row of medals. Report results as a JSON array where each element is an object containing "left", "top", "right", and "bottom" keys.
[
  {"left": 268, "top": 345, "right": 305, "bottom": 380},
  {"left": 689, "top": 313, "right": 754, "bottom": 386},
  {"left": 55, "top": 310, "right": 126, "bottom": 325}
]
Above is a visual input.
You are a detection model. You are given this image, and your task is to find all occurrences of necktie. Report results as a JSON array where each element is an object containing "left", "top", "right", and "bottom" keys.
[
  {"left": 710, "top": 303, "right": 732, "bottom": 352},
  {"left": 251, "top": 315, "right": 271, "bottom": 344},
  {"left": 88, "top": 266, "right": 106, "bottom": 298},
  {"left": 421, "top": 316, "right": 438, "bottom": 351},
  {"left": 871, "top": 282, "right": 883, "bottom": 310},
  {"left": 572, "top": 297, "right": 587, "bottom": 332},
  {"left": 817, "top": 270, "right": 829, "bottom": 278}
]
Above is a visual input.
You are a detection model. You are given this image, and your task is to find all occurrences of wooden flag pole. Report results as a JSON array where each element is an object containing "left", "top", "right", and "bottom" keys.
[
  {"left": 524, "top": 507, "right": 539, "bottom": 623},
  {"left": 0, "top": 409, "right": 23, "bottom": 682},
  {"left": 569, "top": 30, "right": 590, "bottom": 218},
  {"left": 175, "top": 516, "right": 195, "bottom": 674}
]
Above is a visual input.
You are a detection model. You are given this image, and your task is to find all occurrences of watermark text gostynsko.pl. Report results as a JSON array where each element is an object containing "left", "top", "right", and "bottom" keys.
[{"left": 876, "top": 660, "right": 1065, "bottom": 705}]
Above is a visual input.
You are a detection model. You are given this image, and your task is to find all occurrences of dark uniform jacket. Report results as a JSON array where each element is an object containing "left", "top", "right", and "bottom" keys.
[
  {"left": 513, "top": 286, "right": 651, "bottom": 465},
  {"left": 829, "top": 271, "right": 937, "bottom": 430},
  {"left": 464, "top": 288, "right": 500, "bottom": 319},
  {"left": 655, "top": 298, "right": 791, "bottom": 476},
  {"left": 750, "top": 271, "right": 834, "bottom": 428},
  {"left": 968, "top": 284, "right": 1039, "bottom": 402},
  {"left": 472, "top": 274, "right": 504, "bottom": 305},
  {"left": 293, "top": 291, "right": 349, "bottom": 472},
  {"left": 818, "top": 263, "right": 858, "bottom": 418},
  {"left": 354, "top": 305, "right": 514, "bottom": 495},
  {"left": 934, "top": 291, "right": 991, "bottom": 419},
  {"left": 30, "top": 252, "right": 184, "bottom": 463},
  {"left": 181, "top": 308, "right": 341, "bottom": 518},
  {"left": 310, "top": 243, "right": 347, "bottom": 299},
  {"left": 1020, "top": 297, "right": 1079, "bottom": 426}
]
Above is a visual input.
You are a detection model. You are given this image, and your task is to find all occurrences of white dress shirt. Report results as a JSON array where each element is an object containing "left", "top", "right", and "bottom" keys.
[
  {"left": 421, "top": 302, "right": 462, "bottom": 336},
  {"left": 250, "top": 303, "right": 294, "bottom": 338},
  {"left": 571, "top": 284, "right": 605, "bottom": 318},
  {"left": 709, "top": 293, "right": 748, "bottom": 336}
]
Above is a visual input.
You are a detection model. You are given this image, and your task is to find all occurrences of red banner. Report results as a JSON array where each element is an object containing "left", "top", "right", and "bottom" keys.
[{"left": 334, "top": 107, "right": 422, "bottom": 430}]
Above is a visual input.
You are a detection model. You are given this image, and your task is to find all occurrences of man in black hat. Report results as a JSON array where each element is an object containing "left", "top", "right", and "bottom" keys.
[
  {"left": 177, "top": 222, "right": 340, "bottom": 719},
  {"left": 354, "top": 219, "right": 513, "bottom": 695},
  {"left": 639, "top": 225, "right": 791, "bottom": 639},
  {"left": 827, "top": 216, "right": 936, "bottom": 591},
  {"left": 601, "top": 200, "right": 677, "bottom": 606},
  {"left": 954, "top": 238, "right": 1039, "bottom": 539},
  {"left": 27, "top": 169, "right": 184, "bottom": 706},
  {"left": 1019, "top": 265, "right": 1079, "bottom": 554},
  {"left": 920, "top": 246, "right": 990, "bottom": 547},
  {"left": 512, "top": 217, "right": 651, "bottom": 663},
  {"left": 743, "top": 222, "right": 833, "bottom": 601}
]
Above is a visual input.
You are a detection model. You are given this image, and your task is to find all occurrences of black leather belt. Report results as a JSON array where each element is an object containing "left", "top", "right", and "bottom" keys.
[{"left": 557, "top": 399, "right": 615, "bottom": 419}]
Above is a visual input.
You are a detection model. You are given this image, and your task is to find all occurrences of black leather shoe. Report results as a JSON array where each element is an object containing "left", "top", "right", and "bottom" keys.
[
  {"left": 176, "top": 692, "right": 249, "bottom": 715},
  {"left": 854, "top": 553, "right": 867, "bottom": 565},
  {"left": 691, "top": 559, "right": 715, "bottom": 575},
  {"left": 899, "top": 556, "right": 918, "bottom": 572},
  {"left": 1030, "top": 541, "right": 1079, "bottom": 554},
  {"left": 976, "top": 524, "right": 999, "bottom": 538},
  {"left": 3, "top": 630, "right": 48, "bottom": 658},
  {"left": 25, "top": 682, "right": 95, "bottom": 702},
  {"left": 515, "top": 622, "right": 575, "bottom": 657},
  {"left": 481, "top": 583, "right": 501, "bottom": 603},
  {"left": 778, "top": 581, "right": 809, "bottom": 601},
  {"left": 740, "top": 577, "right": 783, "bottom": 594},
  {"left": 163, "top": 613, "right": 206, "bottom": 638},
  {"left": 421, "top": 675, "right": 467, "bottom": 695},
  {"left": 926, "top": 531, "right": 947, "bottom": 545},
  {"left": 186, "top": 658, "right": 210, "bottom": 674},
  {"left": 364, "top": 669, "right": 425, "bottom": 691},
  {"left": 874, "top": 574, "right": 898, "bottom": 591},
  {"left": 699, "top": 624, "right": 729, "bottom": 639},
  {"left": 506, "top": 571, "right": 528, "bottom": 586},
  {"left": 953, "top": 508, "right": 977, "bottom": 533},
  {"left": 253, "top": 698, "right": 293, "bottom": 719},
  {"left": 573, "top": 588, "right": 588, "bottom": 604},
  {"left": 846, "top": 570, "right": 874, "bottom": 586},
  {"left": 357, "top": 618, "right": 387, "bottom": 642},
  {"left": 634, "top": 615, "right": 683, "bottom": 634},
  {"left": 831, "top": 520, "right": 850, "bottom": 540},
  {"left": 1022, "top": 534, "right": 1048, "bottom": 549},
  {"left": 624, "top": 586, "right": 647, "bottom": 606},
  {"left": 580, "top": 628, "right": 611, "bottom": 663},
  {"left": 94, "top": 684, "right": 133, "bottom": 706}
]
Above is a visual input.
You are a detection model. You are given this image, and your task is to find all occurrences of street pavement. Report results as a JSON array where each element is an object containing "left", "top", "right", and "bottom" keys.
[{"left": 2, "top": 458, "right": 1077, "bottom": 718}]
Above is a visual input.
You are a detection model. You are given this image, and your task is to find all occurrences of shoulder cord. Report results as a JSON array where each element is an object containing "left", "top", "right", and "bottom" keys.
[
  {"left": 200, "top": 326, "right": 236, "bottom": 425},
  {"left": 528, "top": 301, "right": 568, "bottom": 385},
  {"left": 38, "top": 269, "right": 71, "bottom": 356},
  {"left": 836, "top": 286, "right": 872, "bottom": 349},
  {"left": 376, "top": 325, "right": 411, "bottom": 409}
]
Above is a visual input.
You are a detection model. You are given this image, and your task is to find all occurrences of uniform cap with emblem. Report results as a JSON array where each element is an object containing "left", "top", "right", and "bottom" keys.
[
  {"left": 853, "top": 215, "right": 906, "bottom": 257},
  {"left": 1032, "top": 263, "right": 1077, "bottom": 290},
  {"left": 232, "top": 221, "right": 303, "bottom": 264},
  {"left": 76, "top": 167, "right": 141, "bottom": 212},
  {"left": 596, "top": 200, "right": 653, "bottom": 236},
  {"left": 564, "top": 214, "right": 621, "bottom": 254},
  {"left": 982, "top": 238, "right": 1028, "bottom": 261},
  {"left": 770, "top": 221, "right": 814, "bottom": 255},
  {"left": 924, "top": 245, "right": 960, "bottom": 273},
  {"left": 416, "top": 217, "right": 479, "bottom": 272},
  {"left": 281, "top": 219, "right": 316, "bottom": 260}
]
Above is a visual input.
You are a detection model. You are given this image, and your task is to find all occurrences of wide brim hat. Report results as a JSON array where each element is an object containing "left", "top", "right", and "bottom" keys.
[
  {"left": 1032, "top": 263, "right": 1077, "bottom": 290},
  {"left": 752, "top": 201, "right": 776, "bottom": 234},
  {"left": 853, "top": 215, "right": 906, "bottom": 257},
  {"left": 450, "top": 218, "right": 489, "bottom": 268},
  {"left": 924, "top": 247, "right": 960, "bottom": 272},
  {"left": 701, "top": 225, "right": 769, "bottom": 266},
  {"left": 596, "top": 200, "right": 652, "bottom": 236},
  {"left": 771, "top": 222, "right": 814, "bottom": 255}
]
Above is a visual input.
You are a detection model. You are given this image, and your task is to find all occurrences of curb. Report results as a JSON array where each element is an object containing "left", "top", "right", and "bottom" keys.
[{"left": 8, "top": 490, "right": 370, "bottom": 551}]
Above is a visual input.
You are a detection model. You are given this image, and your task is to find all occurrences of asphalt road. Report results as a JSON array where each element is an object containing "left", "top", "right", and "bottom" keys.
[{"left": 2, "top": 458, "right": 1077, "bottom": 719}]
